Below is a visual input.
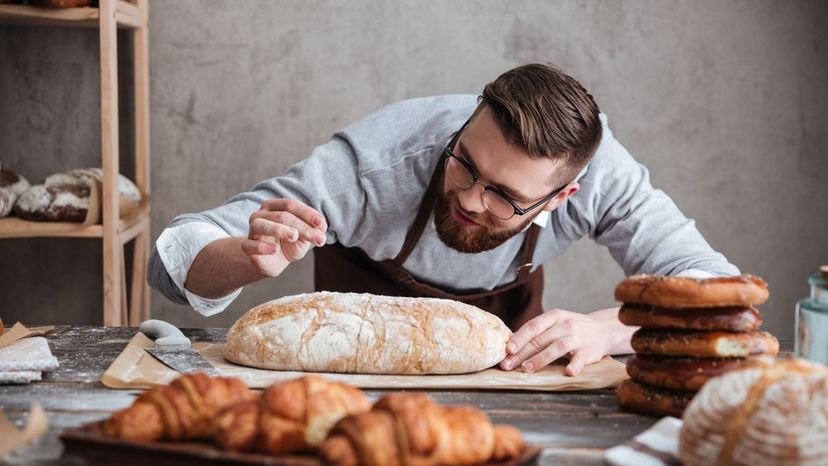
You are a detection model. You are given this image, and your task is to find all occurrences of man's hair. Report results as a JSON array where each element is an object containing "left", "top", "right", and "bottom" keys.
[{"left": 481, "top": 63, "right": 602, "bottom": 183}]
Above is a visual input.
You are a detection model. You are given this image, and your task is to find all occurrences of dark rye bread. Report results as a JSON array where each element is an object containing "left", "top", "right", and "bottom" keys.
[
  {"left": 615, "top": 275, "right": 769, "bottom": 308},
  {"left": 0, "top": 166, "right": 30, "bottom": 217},
  {"left": 618, "top": 304, "right": 762, "bottom": 331},
  {"left": 631, "top": 329, "right": 779, "bottom": 358},
  {"left": 626, "top": 355, "right": 756, "bottom": 391},
  {"left": 616, "top": 379, "right": 695, "bottom": 418}
]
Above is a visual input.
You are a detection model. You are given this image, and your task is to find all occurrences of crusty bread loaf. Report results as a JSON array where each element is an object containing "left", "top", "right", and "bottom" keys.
[
  {"left": 224, "top": 292, "right": 511, "bottom": 375},
  {"left": 679, "top": 357, "right": 828, "bottom": 466},
  {"left": 615, "top": 275, "right": 769, "bottom": 308},
  {"left": 0, "top": 164, "right": 30, "bottom": 218}
]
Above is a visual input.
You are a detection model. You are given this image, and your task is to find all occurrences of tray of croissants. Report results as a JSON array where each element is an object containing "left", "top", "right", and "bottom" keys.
[{"left": 60, "top": 373, "right": 540, "bottom": 466}]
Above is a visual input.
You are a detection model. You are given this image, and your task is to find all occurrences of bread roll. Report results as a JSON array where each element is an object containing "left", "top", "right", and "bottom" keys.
[
  {"left": 679, "top": 357, "right": 828, "bottom": 466},
  {"left": 615, "top": 275, "right": 769, "bottom": 308},
  {"left": 224, "top": 292, "right": 511, "bottom": 375}
]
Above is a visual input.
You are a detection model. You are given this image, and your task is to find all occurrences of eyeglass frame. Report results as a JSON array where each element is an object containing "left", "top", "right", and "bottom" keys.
[{"left": 441, "top": 128, "right": 569, "bottom": 220}]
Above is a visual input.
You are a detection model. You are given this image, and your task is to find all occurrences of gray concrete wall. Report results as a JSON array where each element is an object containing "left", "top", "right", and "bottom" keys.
[{"left": 1, "top": 0, "right": 826, "bottom": 339}]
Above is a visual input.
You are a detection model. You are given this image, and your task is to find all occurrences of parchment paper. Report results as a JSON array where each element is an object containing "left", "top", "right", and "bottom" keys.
[{"left": 102, "top": 333, "right": 629, "bottom": 391}]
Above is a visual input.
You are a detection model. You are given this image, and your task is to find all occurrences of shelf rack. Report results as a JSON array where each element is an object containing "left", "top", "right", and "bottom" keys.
[{"left": 0, "top": 0, "right": 151, "bottom": 327}]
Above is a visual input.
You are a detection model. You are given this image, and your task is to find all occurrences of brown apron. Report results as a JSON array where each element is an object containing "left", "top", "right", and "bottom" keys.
[{"left": 313, "top": 148, "right": 544, "bottom": 331}]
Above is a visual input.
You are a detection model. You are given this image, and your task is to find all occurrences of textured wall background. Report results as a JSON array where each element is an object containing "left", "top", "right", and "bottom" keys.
[{"left": 1, "top": 0, "right": 826, "bottom": 339}]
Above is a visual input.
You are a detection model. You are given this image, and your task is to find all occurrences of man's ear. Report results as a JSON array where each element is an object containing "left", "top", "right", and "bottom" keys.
[{"left": 542, "top": 181, "right": 580, "bottom": 212}]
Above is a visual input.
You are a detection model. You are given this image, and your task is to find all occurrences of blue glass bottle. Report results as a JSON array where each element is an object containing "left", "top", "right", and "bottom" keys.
[{"left": 795, "top": 266, "right": 828, "bottom": 363}]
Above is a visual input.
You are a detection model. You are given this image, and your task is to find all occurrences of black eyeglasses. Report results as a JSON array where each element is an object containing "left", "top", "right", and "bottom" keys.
[{"left": 443, "top": 144, "right": 567, "bottom": 221}]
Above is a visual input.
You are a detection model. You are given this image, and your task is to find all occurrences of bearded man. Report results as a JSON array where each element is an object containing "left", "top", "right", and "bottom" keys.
[{"left": 149, "top": 63, "right": 738, "bottom": 376}]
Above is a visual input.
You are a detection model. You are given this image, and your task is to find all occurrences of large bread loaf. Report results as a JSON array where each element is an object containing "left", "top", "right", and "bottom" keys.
[{"left": 223, "top": 292, "right": 511, "bottom": 375}]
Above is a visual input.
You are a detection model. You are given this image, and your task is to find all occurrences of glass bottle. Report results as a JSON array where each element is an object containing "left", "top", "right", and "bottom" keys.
[{"left": 795, "top": 266, "right": 828, "bottom": 363}]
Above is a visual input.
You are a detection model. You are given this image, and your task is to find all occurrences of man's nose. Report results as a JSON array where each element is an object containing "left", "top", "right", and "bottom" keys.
[{"left": 456, "top": 182, "right": 487, "bottom": 214}]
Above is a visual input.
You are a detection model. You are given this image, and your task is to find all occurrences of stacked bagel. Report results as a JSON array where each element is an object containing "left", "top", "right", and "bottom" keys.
[{"left": 614, "top": 275, "right": 779, "bottom": 417}]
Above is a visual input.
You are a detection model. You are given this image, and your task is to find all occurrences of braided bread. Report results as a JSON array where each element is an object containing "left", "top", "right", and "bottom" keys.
[
  {"left": 321, "top": 392, "right": 524, "bottom": 466},
  {"left": 213, "top": 375, "right": 371, "bottom": 454},
  {"left": 103, "top": 372, "right": 254, "bottom": 441}
]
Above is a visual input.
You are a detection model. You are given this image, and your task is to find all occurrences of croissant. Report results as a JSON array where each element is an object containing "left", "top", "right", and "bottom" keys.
[
  {"left": 213, "top": 375, "right": 371, "bottom": 454},
  {"left": 321, "top": 393, "right": 524, "bottom": 466},
  {"left": 103, "top": 372, "right": 254, "bottom": 442}
]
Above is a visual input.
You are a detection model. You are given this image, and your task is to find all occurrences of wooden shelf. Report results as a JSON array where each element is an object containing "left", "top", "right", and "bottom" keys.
[
  {"left": 0, "top": 1, "right": 143, "bottom": 29},
  {"left": 0, "top": 198, "right": 149, "bottom": 241},
  {"left": 2, "top": 0, "right": 151, "bottom": 326}
]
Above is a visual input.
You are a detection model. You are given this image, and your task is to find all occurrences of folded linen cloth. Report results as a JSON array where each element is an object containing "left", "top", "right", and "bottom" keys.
[
  {"left": 0, "top": 337, "right": 59, "bottom": 384},
  {"left": 603, "top": 417, "right": 683, "bottom": 466}
]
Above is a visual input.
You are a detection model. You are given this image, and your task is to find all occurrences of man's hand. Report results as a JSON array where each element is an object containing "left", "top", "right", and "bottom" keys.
[
  {"left": 242, "top": 199, "right": 328, "bottom": 277},
  {"left": 500, "top": 307, "right": 634, "bottom": 377}
]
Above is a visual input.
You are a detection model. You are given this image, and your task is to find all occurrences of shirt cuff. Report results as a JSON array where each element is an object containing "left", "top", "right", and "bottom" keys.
[
  {"left": 155, "top": 221, "right": 242, "bottom": 316},
  {"left": 674, "top": 268, "right": 717, "bottom": 279}
]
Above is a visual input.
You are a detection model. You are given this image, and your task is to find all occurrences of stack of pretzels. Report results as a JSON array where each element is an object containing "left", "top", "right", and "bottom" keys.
[{"left": 614, "top": 274, "right": 779, "bottom": 417}]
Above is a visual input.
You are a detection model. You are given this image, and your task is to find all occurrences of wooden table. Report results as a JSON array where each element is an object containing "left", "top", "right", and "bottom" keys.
[{"left": 0, "top": 326, "right": 794, "bottom": 465}]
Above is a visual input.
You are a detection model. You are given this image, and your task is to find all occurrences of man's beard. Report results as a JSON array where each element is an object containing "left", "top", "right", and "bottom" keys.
[{"left": 434, "top": 189, "right": 536, "bottom": 253}]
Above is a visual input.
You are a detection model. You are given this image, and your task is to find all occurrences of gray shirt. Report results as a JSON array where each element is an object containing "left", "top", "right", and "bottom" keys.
[{"left": 149, "top": 94, "right": 739, "bottom": 316}]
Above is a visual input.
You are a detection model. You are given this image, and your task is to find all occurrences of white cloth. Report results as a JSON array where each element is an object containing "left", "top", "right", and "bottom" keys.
[
  {"left": 0, "top": 337, "right": 59, "bottom": 384},
  {"left": 604, "top": 417, "right": 683, "bottom": 466}
]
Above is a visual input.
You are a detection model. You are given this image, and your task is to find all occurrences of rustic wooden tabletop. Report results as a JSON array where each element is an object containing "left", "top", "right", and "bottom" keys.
[{"left": 0, "top": 326, "right": 794, "bottom": 465}]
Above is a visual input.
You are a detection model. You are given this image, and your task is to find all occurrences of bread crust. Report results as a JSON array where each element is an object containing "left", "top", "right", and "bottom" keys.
[
  {"left": 679, "top": 357, "right": 828, "bottom": 466},
  {"left": 626, "top": 355, "right": 753, "bottom": 391},
  {"left": 616, "top": 379, "right": 695, "bottom": 417},
  {"left": 631, "top": 329, "right": 779, "bottom": 358},
  {"left": 224, "top": 292, "right": 511, "bottom": 375},
  {"left": 614, "top": 275, "right": 769, "bottom": 308},
  {"left": 618, "top": 304, "right": 762, "bottom": 331}
]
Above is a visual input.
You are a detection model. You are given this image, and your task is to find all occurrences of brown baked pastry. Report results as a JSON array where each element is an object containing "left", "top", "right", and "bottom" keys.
[
  {"left": 0, "top": 165, "right": 30, "bottom": 218},
  {"left": 618, "top": 304, "right": 762, "bottom": 332},
  {"left": 321, "top": 392, "right": 524, "bottom": 466},
  {"left": 679, "top": 357, "right": 828, "bottom": 466},
  {"left": 213, "top": 375, "right": 371, "bottom": 454},
  {"left": 103, "top": 372, "right": 254, "bottom": 442},
  {"left": 615, "top": 275, "right": 769, "bottom": 308},
  {"left": 0, "top": 318, "right": 4, "bottom": 334},
  {"left": 616, "top": 379, "right": 695, "bottom": 418},
  {"left": 631, "top": 329, "right": 779, "bottom": 358},
  {"left": 626, "top": 355, "right": 757, "bottom": 391}
]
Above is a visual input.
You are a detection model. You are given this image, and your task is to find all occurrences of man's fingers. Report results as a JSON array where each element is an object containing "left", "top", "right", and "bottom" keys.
[
  {"left": 500, "top": 322, "right": 570, "bottom": 371},
  {"left": 565, "top": 351, "right": 589, "bottom": 377},
  {"left": 250, "top": 213, "right": 324, "bottom": 245},
  {"left": 260, "top": 198, "right": 328, "bottom": 232},
  {"left": 521, "top": 336, "right": 574, "bottom": 373},
  {"left": 242, "top": 239, "right": 276, "bottom": 256},
  {"left": 505, "top": 310, "right": 562, "bottom": 355}
]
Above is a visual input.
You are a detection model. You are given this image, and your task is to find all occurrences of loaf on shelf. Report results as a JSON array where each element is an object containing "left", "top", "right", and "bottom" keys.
[
  {"left": 14, "top": 168, "right": 141, "bottom": 223},
  {"left": 0, "top": 163, "right": 30, "bottom": 218}
]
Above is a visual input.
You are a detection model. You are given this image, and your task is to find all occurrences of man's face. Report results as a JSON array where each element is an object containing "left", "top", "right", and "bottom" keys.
[{"left": 435, "top": 106, "right": 574, "bottom": 253}]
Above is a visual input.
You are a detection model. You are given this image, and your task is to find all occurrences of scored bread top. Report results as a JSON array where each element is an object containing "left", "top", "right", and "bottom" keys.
[{"left": 224, "top": 292, "right": 511, "bottom": 375}]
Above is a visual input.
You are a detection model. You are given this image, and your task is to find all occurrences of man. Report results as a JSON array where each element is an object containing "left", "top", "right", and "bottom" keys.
[{"left": 149, "top": 63, "right": 738, "bottom": 376}]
